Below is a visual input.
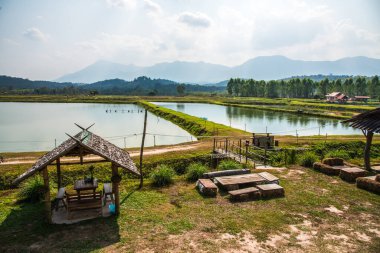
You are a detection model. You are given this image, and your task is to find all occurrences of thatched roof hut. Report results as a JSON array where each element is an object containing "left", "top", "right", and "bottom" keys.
[
  {"left": 343, "top": 108, "right": 380, "bottom": 170},
  {"left": 13, "top": 125, "right": 139, "bottom": 223}
]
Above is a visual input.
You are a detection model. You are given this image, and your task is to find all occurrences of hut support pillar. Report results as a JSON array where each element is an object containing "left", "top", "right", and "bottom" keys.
[
  {"left": 42, "top": 167, "right": 52, "bottom": 224},
  {"left": 363, "top": 130, "right": 374, "bottom": 171},
  {"left": 112, "top": 163, "right": 120, "bottom": 215},
  {"left": 56, "top": 158, "right": 61, "bottom": 189}
]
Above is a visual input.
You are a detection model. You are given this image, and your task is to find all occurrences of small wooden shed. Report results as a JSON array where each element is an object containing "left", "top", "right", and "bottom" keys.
[
  {"left": 12, "top": 126, "right": 140, "bottom": 223},
  {"left": 343, "top": 108, "right": 380, "bottom": 171}
]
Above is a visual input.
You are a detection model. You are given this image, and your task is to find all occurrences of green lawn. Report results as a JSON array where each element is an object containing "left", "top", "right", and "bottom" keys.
[{"left": 1, "top": 166, "right": 379, "bottom": 252}]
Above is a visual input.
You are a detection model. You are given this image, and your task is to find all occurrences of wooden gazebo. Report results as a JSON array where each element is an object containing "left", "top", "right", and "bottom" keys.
[
  {"left": 13, "top": 125, "right": 140, "bottom": 223},
  {"left": 343, "top": 108, "right": 380, "bottom": 171}
]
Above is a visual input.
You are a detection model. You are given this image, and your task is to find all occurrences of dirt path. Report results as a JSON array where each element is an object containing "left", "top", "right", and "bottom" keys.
[{"left": 0, "top": 142, "right": 205, "bottom": 165}]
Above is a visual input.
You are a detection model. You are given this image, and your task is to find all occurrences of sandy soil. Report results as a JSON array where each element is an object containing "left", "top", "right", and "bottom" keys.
[{"left": 0, "top": 142, "right": 205, "bottom": 165}]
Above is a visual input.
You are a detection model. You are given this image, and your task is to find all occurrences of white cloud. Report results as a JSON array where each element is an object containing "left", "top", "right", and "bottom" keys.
[
  {"left": 178, "top": 12, "right": 212, "bottom": 28},
  {"left": 143, "top": 0, "right": 161, "bottom": 14},
  {"left": 106, "top": 0, "right": 136, "bottom": 9},
  {"left": 23, "top": 27, "right": 47, "bottom": 42}
]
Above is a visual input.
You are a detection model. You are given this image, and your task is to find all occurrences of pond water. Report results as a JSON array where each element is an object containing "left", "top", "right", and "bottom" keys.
[
  {"left": 153, "top": 102, "right": 360, "bottom": 136},
  {"left": 0, "top": 102, "right": 195, "bottom": 152}
]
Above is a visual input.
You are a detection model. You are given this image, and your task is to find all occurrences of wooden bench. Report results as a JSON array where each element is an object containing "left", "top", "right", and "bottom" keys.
[
  {"left": 229, "top": 187, "right": 261, "bottom": 201},
  {"left": 196, "top": 179, "right": 218, "bottom": 197},
  {"left": 339, "top": 167, "right": 367, "bottom": 182},
  {"left": 66, "top": 191, "right": 102, "bottom": 219},
  {"left": 256, "top": 184, "right": 285, "bottom": 198}
]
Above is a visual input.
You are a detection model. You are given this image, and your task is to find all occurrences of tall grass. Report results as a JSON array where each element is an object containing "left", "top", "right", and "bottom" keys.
[
  {"left": 150, "top": 165, "right": 175, "bottom": 187},
  {"left": 18, "top": 176, "right": 45, "bottom": 203},
  {"left": 186, "top": 163, "right": 208, "bottom": 182}
]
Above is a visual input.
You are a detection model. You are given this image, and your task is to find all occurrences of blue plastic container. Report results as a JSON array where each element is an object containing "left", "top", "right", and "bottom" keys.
[{"left": 109, "top": 203, "right": 116, "bottom": 214}]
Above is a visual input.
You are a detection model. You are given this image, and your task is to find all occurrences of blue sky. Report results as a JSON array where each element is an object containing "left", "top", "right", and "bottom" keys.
[{"left": 0, "top": 0, "right": 379, "bottom": 80}]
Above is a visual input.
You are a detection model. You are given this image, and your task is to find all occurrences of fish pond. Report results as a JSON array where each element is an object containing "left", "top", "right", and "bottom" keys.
[
  {"left": 153, "top": 102, "right": 360, "bottom": 136},
  {"left": 0, "top": 102, "right": 195, "bottom": 152}
]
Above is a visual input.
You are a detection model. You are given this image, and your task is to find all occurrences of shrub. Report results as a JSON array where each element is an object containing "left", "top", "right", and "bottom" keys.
[
  {"left": 18, "top": 176, "right": 45, "bottom": 203},
  {"left": 299, "top": 152, "right": 318, "bottom": 168},
  {"left": 286, "top": 149, "right": 298, "bottom": 165},
  {"left": 218, "top": 160, "right": 243, "bottom": 171},
  {"left": 325, "top": 150, "right": 350, "bottom": 160},
  {"left": 150, "top": 165, "right": 175, "bottom": 187},
  {"left": 186, "top": 163, "right": 208, "bottom": 182}
]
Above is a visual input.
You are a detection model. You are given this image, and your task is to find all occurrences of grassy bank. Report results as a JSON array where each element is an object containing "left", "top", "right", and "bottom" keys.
[
  {"left": 138, "top": 100, "right": 247, "bottom": 137},
  {"left": 1, "top": 94, "right": 378, "bottom": 121},
  {"left": 1, "top": 165, "right": 379, "bottom": 252}
]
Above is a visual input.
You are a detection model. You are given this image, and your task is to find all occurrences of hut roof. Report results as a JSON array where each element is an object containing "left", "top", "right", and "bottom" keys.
[
  {"left": 343, "top": 108, "right": 380, "bottom": 134},
  {"left": 13, "top": 129, "right": 139, "bottom": 185}
]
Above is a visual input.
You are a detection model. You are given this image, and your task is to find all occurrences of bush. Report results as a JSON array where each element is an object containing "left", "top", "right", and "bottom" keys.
[
  {"left": 18, "top": 176, "right": 45, "bottom": 203},
  {"left": 286, "top": 149, "right": 298, "bottom": 165},
  {"left": 150, "top": 165, "right": 175, "bottom": 187},
  {"left": 218, "top": 160, "right": 243, "bottom": 171},
  {"left": 325, "top": 150, "right": 350, "bottom": 160},
  {"left": 299, "top": 152, "right": 318, "bottom": 168},
  {"left": 186, "top": 163, "right": 208, "bottom": 182}
]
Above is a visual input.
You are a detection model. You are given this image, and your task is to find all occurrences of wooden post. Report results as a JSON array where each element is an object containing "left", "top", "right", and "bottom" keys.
[
  {"left": 225, "top": 138, "right": 228, "bottom": 154},
  {"left": 239, "top": 139, "right": 242, "bottom": 162},
  {"left": 42, "top": 167, "right": 52, "bottom": 224},
  {"left": 245, "top": 141, "right": 248, "bottom": 165},
  {"left": 79, "top": 147, "right": 83, "bottom": 165},
  {"left": 56, "top": 158, "right": 61, "bottom": 189},
  {"left": 111, "top": 163, "right": 120, "bottom": 215},
  {"left": 364, "top": 130, "right": 374, "bottom": 171},
  {"left": 139, "top": 109, "right": 148, "bottom": 189},
  {"left": 213, "top": 138, "right": 216, "bottom": 152}
]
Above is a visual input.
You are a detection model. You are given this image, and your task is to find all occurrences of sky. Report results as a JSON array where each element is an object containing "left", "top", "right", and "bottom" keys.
[{"left": 0, "top": 0, "right": 379, "bottom": 80}]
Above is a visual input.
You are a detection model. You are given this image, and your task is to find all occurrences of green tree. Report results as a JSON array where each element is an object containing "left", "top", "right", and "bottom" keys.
[{"left": 176, "top": 84, "right": 186, "bottom": 96}]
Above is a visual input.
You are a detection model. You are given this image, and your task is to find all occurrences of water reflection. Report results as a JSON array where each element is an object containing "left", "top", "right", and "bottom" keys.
[
  {"left": 0, "top": 102, "right": 195, "bottom": 152},
  {"left": 153, "top": 102, "right": 359, "bottom": 136}
]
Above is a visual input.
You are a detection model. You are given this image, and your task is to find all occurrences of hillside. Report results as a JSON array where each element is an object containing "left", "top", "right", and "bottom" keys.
[{"left": 55, "top": 56, "right": 380, "bottom": 83}]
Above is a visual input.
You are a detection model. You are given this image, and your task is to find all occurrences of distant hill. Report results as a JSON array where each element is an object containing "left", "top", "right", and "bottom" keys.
[
  {"left": 55, "top": 56, "right": 380, "bottom": 83},
  {"left": 0, "top": 75, "right": 77, "bottom": 90},
  {"left": 0, "top": 75, "right": 224, "bottom": 95}
]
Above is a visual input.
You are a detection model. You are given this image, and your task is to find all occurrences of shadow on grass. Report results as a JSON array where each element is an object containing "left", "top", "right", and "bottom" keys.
[{"left": 0, "top": 199, "right": 120, "bottom": 252}]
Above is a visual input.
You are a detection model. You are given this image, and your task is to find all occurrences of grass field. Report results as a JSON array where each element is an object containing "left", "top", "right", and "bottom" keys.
[
  {"left": 1, "top": 165, "right": 379, "bottom": 252},
  {"left": 1, "top": 95, "right": 379, "bottom": 252}
]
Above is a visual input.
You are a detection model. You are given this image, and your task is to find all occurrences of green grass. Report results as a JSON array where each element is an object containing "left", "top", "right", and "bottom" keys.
[{"left": 1, "top": 166, "right": 379, "bottom": 252}]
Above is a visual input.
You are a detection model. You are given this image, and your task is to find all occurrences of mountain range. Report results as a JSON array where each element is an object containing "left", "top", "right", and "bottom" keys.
[{"left": 56, "top": 56, "right": 380, "bottom": 84}]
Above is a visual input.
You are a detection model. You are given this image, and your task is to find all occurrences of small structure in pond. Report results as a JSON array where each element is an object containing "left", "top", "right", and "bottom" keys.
[
  {"left": 343, "top": 108, "right": 380, "bottom": 171},
  {"left": 12, "top": 124, "right": 140, "bottom": 224},
  {"left": 252, "top": 133, "right": 278, "bottom": 149}
]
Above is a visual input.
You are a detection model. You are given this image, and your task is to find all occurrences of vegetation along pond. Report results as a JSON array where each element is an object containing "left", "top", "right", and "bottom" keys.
[
  {"left": 0, "top": 102, "right": 195, "bottom": 152},
  {"left": 153, "top": 102, "right": 360, "bottom": 136}
]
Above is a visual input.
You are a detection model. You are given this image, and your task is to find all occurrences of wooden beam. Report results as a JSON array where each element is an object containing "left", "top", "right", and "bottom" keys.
[
  {"left": 79, "top": 147, "right": 83, "bottom": 165},
  {"left": 56, "top": 158, "right": 61, "bottom": 189},
  {"left": 42, "top": 167, "right": 52, "bottom": 224},
  {"left": 51, "top": 159, "right": 108, "bottom": 166},
  {"left": 111, "top": 163, "right": 120, "bottom": 215}
]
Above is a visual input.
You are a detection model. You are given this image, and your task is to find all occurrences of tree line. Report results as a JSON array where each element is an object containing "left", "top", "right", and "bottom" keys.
[{"left": 227, "top": 76, "right": 380, "bottom": 99}]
